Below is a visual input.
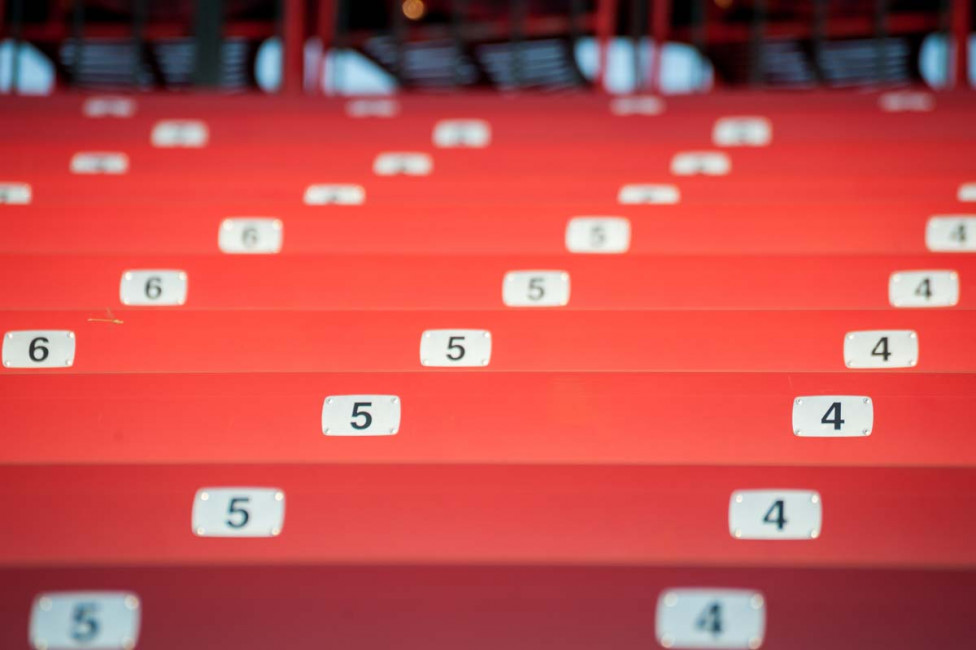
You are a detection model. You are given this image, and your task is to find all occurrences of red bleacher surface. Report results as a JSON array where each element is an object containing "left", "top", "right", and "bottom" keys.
[{"left": 1, "top": 89, "right": 975, "bottom": 649}]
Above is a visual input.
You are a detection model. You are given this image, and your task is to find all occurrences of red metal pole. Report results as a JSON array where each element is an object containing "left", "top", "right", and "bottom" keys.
[
  {"left": 648, "top": 0, "right": 671, "bottom": 92},
  {"left": 282, "top": 0, "right": 306, "bottom": 94},
  {"left": 952, "top": 0, "right": 970, "bottom": 88},
  {"left": 316, "top": 0, "right": 334, "bottom": 94},
  {"left": 596, "top": 0, "right": 617, "bottom": 91}
]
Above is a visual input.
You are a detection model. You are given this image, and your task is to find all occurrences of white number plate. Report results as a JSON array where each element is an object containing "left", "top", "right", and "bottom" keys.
[
  {"left": 420, "top": 329, "right": 491, "bottom": 367},
  {"left": 792, "top": 395, "right": 873, "bottom": 438},
  {"left": 610, "top": 95, "right": 665, "bottom": 116},
  {"left": 70, "top": 153, "right": 128, "bottom": 175},
  {"left": 617, "top": 183, "right": 680, "bottom": 204},
  {"left": 322, "top": 395, "right": 401, "bottom": 436},
  {"left": 373, "top": 152, "right": 432, "bottom": 176},
  {"left": 503, "top": 270, "right": 570, "bottom": 307},
  {"left": 433, "top": 119, "right": 491, "bottom": 148},
  {"left": 671, "top": 151, "right": 731, "bottom": 176},
  {"left": 120, "top": 270, "right": 188, "bottom": 306},
  {"left": 844, "top": 330, "right": 918, "bottom": 369},
  {"left": 565, "top": 217, "right": 630, "bottom": 254},
  {"left": 192, "top": 487, "right": 285, "bottom": 537},
  {"left": 151, "top": 120, "right": 209, "bottom": 148},
  {"left": 729, "top": 489, "right": 822, "bottom": 540},
  {"left": 3, "top": 330, "right": 75, "bottom": 368},
  {"left": 0, "top": 182, "right": 31, "bottom": 204},
  {"left": 926, "top": 216, "right": 976, "bottom": 252},
  {"left": 889, "top": 270, "right": 959, "bottom": 307},
  {"left": 958, "top": 183, "right": 976, "bottom": 202},
  {"left": 712, "top": 116, "right": 771, "bottom": 147},
  {"left": 218, "top": 218, "right": 283, "bottom": 254},
  {"left": 83, "top": 96, "right": 136, "bottom": 118},
  {"left": 656, "top": 589, "right": 766, "bottom": 649},
  {"left": 878, "top": 91, "right": 934, "bottom": 112},
  {"left": 346, "top": 98, "right": 399, "bottom": 118},
  {"left": 30, "top": 591, "right": 141, "bottom": 650},
  {"left": 303, "top": 184, "right": 365, "bottom": 205}
]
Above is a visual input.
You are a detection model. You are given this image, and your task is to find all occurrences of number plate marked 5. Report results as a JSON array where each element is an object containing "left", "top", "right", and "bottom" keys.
[
  {"left": 373, "top": 152, "right": 432, "bottom": 176},
  {"left": 0, "top": 182, "right": 31, "bottom": 204},
  {"left": 433, "top": 119, "right": 491, "bottom": 148},
  {"left": 70, "top": 153, "right": 128, "bottom": 175},
  {"left": 565, "top": 217, "right": 631, "bottom": 253},
  {"left": 503, "top": 270, "right": 570, "bottom": 307},
  {"left": 30, "top": 591, "right": 141, "bottom": 650},
  {"left": 192, "top": 487, "right": 285, "bottom": 537},
  {"left": 151, "top": 120, "right": 209, "bottom": 148},
  {"left": 322, "top": 395, "right": 401, "bottom": 436},
  {"left": 671, "top": 151, "right": 731, "bottom": 176},
  {"left": 712, "top": 117, "right": 771, "bottom": 147},
  {"left": 617, "top": 183, "right": 680, "bottom": 204},
  {"left": 420, "top": 329, "right": 492, "bottom": 367}
]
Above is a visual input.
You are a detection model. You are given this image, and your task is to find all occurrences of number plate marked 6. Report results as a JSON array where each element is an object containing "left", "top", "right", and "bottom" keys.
[
  {"left": 844, "top": 330, "right": 918, "bottom": 369},
  {"left": 303, "top": 184, "right": 365, "bottom": 205},
  {"left": 30, "top": 591, "right": 141, "bottom": 650},
  {"left": 656, "top": 588, "right": 766, "bottom": 649},
  {"left": 192, "top": 487, "right": 285, "bottom": 537},
  {"left": 420, "top": 329, "right": 491, "bottom": 367},
  {"left": 218, "top": 218, "right": 283, "bottom": 254},
  {"left": 119, "top": 270, "right": 188, "bottom": 306},
  {"left": 729, "top": 489, "right": 822, "bottom": 540},
  {"left": 3, "top": 330, "right": 75, "bottom": 368},
  {"left": 792, "top": 395, "right": 873, "bottom": 438},
  {"left": 322, "top": 395, "right": 401, "bottom": 436}
]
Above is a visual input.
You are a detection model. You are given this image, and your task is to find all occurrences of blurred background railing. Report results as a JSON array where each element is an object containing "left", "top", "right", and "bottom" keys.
[{"left": 0, "top": 0, "right": 972, "bottom": 94}]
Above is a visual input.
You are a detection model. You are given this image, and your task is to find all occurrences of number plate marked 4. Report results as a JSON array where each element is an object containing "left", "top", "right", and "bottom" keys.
[
  {"left": 656, "top": 588, "right": 766, "bottom": 649},
  {"left": 729, "top": 489, "right": 822, "bottom": 540}
]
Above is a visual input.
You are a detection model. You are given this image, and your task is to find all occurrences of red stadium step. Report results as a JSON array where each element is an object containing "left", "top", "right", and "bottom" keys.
[
  {"left": 0, "top": 465, "right": 973, "bottom": 568},
  {"left": 2, "top": 372, "right": 973, "bottom": 467},
  {"left": 0, "top": 310, "right": 967, "bottom": 373},
  {"left": 0, "top": 204, "right": 963, "bottom": 255},
  {"left": 0, "top": 254, "right": 970, "bottom": 311},
  {"left": 1, "top": 564, "right": 972, "bottom": 650}
]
